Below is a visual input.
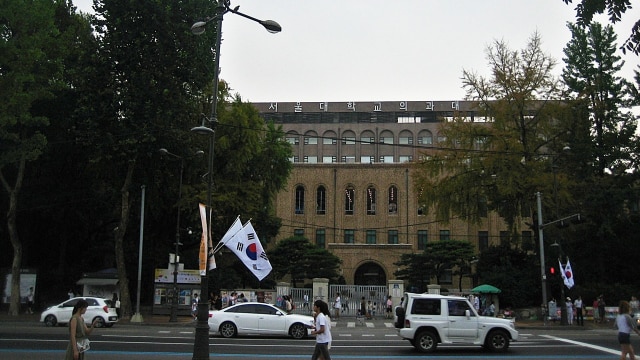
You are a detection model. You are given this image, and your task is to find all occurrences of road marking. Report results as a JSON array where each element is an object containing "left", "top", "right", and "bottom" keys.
[
  {"left": 542, "top": 334, "right": 620, "bottom": 356},
  {"left": 384, "top": 323, "right": 394, "bottom": 327},
  {"left": 338, "top": 333, "right": 352, "bottom": 337},
  {"left": 365, "top": 322, "right": 374, "bottom": 327},
  {"left": 347, "top": 322, "right": 355, "bottom": 327}
]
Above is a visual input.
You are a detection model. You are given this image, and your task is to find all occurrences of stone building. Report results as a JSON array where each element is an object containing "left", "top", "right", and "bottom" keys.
[{"left": 253, "top": 101, "right": 530, "bottom": 290}]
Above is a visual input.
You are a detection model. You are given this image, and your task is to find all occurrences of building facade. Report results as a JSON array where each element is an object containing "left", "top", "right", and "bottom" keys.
[{"left": 254, "top": 101, "right": 528, "bottom": 290}]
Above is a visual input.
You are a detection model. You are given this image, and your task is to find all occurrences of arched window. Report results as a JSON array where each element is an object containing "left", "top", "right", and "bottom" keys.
[
  {"left": 388, "top": 186, "right": 398, "bottom": 214},
  {"left": 367, "top": 186, "right": 376, "bottom": 215},
  {"left": 295, "top": 186, "right": 305, "bottom": 214},
  {"left": 316, "top": 186, "right": 326, "bottom": 215},
  {"left": 345, "top": 186, "right": 355, "bottom": 215}
]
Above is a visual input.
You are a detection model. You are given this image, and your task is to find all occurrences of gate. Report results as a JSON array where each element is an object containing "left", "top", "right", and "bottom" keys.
[
  {"left": 289, "top": 288, "right": 313, "bottom": 315},
  {"left": 329, "top": 284, "right": 388, "bottom": 317}
]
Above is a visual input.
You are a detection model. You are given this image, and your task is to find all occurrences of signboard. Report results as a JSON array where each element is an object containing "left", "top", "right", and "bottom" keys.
[{"left": 154, "top": 269, "right": 200, "bottom": 284}]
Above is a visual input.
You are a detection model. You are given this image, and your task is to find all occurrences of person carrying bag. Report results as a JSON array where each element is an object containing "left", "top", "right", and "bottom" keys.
[{"left": 66, "top": 299, "right": 98, "bottom": 360}]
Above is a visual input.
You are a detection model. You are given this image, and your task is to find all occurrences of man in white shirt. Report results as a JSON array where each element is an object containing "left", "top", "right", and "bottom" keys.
[{"left": 333, "top": 294, "right": 341, "bottom": 319}]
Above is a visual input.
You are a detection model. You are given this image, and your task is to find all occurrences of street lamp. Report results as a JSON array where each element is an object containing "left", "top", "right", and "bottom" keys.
[
  {"left": 190, "top": 2, "right": 281, "bottom": 359},
  {"left": 159, "top": 148, "right": 203, "bottom": 323}
]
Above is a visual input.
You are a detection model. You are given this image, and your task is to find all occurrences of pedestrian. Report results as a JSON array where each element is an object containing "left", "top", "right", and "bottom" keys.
[
  {"left": 615, "top": 300, "right": 640, "bottom": 360},
  {"left": 191, "top": 293, "right": 199, "bottom": 320},
  {"left": 366, "top": 301, "right": 373, "bottom": 319},
  {"left": 489, "top": 301, "right": 496, "bottom": 316},
  {"left": 359, "top": 296, "right": 366, "bottom": 317},
  {"left": 599, "top": 295, "right": 607, "bottom": 323},
  {"left": 111, "top": 293, "right": 121, "bottom": 318},
  {"left": 68, "top": 289, "right": 75, "bottom": 299},
  {"left": 65, "top": 299, "right": 98, "bottom": 360},
  {"left": 575, "top": 296, "right": 584, "bottom": 326},
  {"left": 26, "top": 287, "right": 34, "bottom": 314},
  {"left": 285, "top": 295, "right": 293, "bottom": 314},
  {"left": 311, "top": 300, "right": 332, "bottom": 360},
  {"left": 631, "top": 296, "right": 639, "bottom": 314},
  {"left": 333, "top": 293, "right": 341, "bottom": 319},
  {"left": 385, "top": 296, "right": 393, "bottom": 319},
  {"left": 593, "top": 297, "right": 600, "bottom": 323},
  {"left": 565, "top": 297, "right": 573, "bottom": 325},
  {"left": 214, "top": 294, "right": 222, "bottom": 310},
  {"left": 303, "top": 294, "right": 310, "bottom": 310}
]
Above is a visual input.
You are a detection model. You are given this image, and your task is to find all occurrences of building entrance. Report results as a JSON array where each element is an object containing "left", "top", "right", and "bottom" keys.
[{"left": 353, "top": 262, "right": 386, "bottom": 285}]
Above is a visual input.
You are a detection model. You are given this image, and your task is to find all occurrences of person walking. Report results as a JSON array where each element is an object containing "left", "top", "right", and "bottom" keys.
[
  {"left": 26, "top": 287, "right": 34, "bottom": 314},
  {"left": 575, "top": 296, "right": 584, "bottom": 326},
  {"left": 191, "top": 293, "right": 199, "bottom": 320},
  {"left": 615, "top": 300, "right": 640, "bottom": 360},
  {"left": 311, "top": 300, "right": 332, "bottom": 360},
  {"left": 65, "top": 299, "right": 98, "bottom": 360},
  {"left": 385, "top": 296, "right": 393, "bottom": 319}
]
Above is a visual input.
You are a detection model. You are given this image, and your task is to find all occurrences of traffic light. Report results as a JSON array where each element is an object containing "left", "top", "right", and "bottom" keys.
[{"left": 549, "top": 266, "right": 556, "bottom": 275}]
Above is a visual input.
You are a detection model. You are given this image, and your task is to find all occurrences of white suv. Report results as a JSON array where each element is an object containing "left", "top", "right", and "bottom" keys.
[
  {"left": 41, "top": 297, "right": 118, "bottom": 328},
  {"left": 395, "top": 292, "right": 518, "bottom": 353}
]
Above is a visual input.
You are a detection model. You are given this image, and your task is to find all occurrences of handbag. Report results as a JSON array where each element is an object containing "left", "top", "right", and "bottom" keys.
[{"left": 76, "top": 338, "right": 90, "bottom": 353}]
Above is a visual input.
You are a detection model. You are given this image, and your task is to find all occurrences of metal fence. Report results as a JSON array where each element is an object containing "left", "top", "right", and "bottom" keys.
[{"left": 328, "top": 285, "right": 388, "bottom": 317}]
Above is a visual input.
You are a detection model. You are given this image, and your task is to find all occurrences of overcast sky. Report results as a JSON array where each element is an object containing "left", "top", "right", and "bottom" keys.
[{"left": 73, "top": 0, "right": 639, "bottom": 104}]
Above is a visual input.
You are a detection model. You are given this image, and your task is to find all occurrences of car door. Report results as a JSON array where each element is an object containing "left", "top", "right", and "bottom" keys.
[
  {"left": 83, "top": 298, "right": 102, "bottom": 324},
  {"left": 227, "top": 304, "right": 260, "bottom": 334},
  {"left": 57, "top": 298, "right": 79, "bottom": 323},
  {"left": 446, "top": 299, "right": 479, "bottom": 341},
  {"left": 255, "top": 304, "right": 287, "bottom": 335}
]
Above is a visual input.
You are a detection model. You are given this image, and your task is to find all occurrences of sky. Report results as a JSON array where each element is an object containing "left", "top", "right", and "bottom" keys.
[{"left": 73, "top": 0, "right": 639, "bottom": 104}]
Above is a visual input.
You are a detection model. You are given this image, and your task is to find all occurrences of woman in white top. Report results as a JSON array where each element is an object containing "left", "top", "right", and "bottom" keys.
[
  {"left": 311, "top": 300, "right": 332, "bottom": 360},
  {"left": 616, "top": 300, "right": 640, "bottom": 360}
]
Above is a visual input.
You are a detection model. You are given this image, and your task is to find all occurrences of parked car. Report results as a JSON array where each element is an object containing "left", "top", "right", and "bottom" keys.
[
  {"left": 40, "top": 297, "right": 118, "bottom": 328},
  {"left": 208, "top": 302, "right": 314, "bottom": 339},
  {"left": 395, "top": 292, "right": 518, "bottom": 353}
]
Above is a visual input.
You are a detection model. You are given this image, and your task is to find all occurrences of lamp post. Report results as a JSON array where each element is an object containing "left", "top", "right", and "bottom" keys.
[
  {"left": 159, "top": 148, "right": 203, "bottom": 322},
  {"left": 190, "top": 3, "right": 281, "bottom": 359}
]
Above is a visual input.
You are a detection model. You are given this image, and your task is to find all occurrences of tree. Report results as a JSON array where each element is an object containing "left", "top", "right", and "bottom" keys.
[
  {"left": 394, "top": 240, "right": 475, "bottom": 290},
  {"left": 414, "top": 33, "right": 567, "bottom": 239},
  {"left": 475, "top": 245, "right": 539, "bottom": 308},
  {"left": 269, "top": 236, "right": 341, "bottom": 287},
  {"left": 560, "top": 21, "right": 640, "bottom": 288},
  {"left": 0, "top": 0, "right": 71, "bottom": 316},
  {"left": 562, "top": 0, "right": 640, "bottom": 54}
]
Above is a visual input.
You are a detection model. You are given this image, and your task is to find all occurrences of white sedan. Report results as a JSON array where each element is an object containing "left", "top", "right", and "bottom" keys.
[
  {"left": 208, "top": 302, "right": 314, "bottom": 339},
  {"left": 40, "top": 297, "right": 118, "bottom": 328}
]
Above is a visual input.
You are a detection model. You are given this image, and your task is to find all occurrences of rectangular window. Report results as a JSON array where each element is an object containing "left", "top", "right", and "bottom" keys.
[
  {"left": 303, "top": 156, "right": 318, "bottom": 163},
  {"left": 366, "top": 230, "right": 376, "bottom": 244},
  {"left": 478, "top": 231, "right": 489, "bottom": 251},
  {"left": 417, "top": 137, "right": 433, "bottom": 145},
  {"left": 344, "top": 229, "right": 355, "bottom": 244},
  {"left": 521, "top": 230, "right": 533, "bottom": 251},
  {"left": 360, "top": 156, "right": 373, "bottom": 164},
  {"left": 399, "top": 137, "right": 413, "bottom": 145},
  {"left": 294, "top": 229, "right": 304, "bottom": 236},
  {"left": 379, "top": 155, "right": 394, "bottom": 163},
  {"left": 380, "top": 137, "right": 394, "bottom": 144},
  {"left": 286, "top": 137, "right": 299, "bottom": 145},
  {"left": 500, "top": 231, "right": 509, "bottom": 245},
  {"left": 361, "top": 137, "right": 375, "bottom": 144},
  {"left": 322, "top": 156, "right": 336, "bottom": 163},
  {"left": 399, "top": 155, "right": 413, "bottom": 163},
  {"left": 417, "top": 230, "right": 428, "bottom": 250},
  {"left": 316, "top": 229, "right": 326, "bottom": 248},
  {"left": 307, "top": 137, "right": 318, "bottom": 145},
  {"left": 323, "top": 137, "right": 337, "bottom": 145},
  {"left": 341, "top": 156, "right": 356, "bottom": 163},
  {"left": 342, "top": 137, "right": 356, "bottom": 145},
  {"left": 388, "top": 230, "right": 399, "bottom": 244},
  {"left": 439, "top": 230, "right": 450, "bottom": 241},
  {"left": 440, "top": 269, "right": 453, "bottom": 284}
]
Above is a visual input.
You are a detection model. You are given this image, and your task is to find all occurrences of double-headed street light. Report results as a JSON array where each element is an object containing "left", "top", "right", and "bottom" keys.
[
  {"left": 190, "top": 2, "right": 281, "bottom": 359},
  {"left": 159, "top": 148, "right": 203, "bottom": 323}
]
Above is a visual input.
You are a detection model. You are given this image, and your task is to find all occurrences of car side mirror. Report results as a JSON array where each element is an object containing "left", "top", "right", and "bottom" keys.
[{"left": 465, "top": 309, "right": 471, "bottom": 319}]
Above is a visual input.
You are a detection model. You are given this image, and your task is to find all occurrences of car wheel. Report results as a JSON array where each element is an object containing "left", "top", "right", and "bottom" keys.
[
  {"left": 92, "top": 317, "right": 106, "bottom": 328},
  {"left": 44, "top": 315, "right": 57, "bottom": 327},
  {"left": 414, "top": 330, "right": 438, "bottom": 353},
  {"left": 485, "top": 329, "right": 509, "bottom": 352},
  {"left": 289, "top": 323, "right": 307, "bottom": 339},
  {"left": 219, "top": 322, "right": 237, "bottom": 338}
]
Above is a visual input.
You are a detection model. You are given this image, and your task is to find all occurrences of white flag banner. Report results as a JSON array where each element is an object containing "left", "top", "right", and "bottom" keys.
[
  {"left": 223, "top": 220, "right": 272, "bottom": 281},
  {"left": 562, "top": 258, "right": 575, "bottom": 289},
  {"left": 218, "top": 216, "right": 243, "bottom": 249},
  {"left": 198, "top": 204, "right": 208, "bottom": 275}
]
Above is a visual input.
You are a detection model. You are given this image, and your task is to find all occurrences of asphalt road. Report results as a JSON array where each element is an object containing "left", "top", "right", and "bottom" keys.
[{"left": 0, "top": 316, "right": 630, "bottom": 359}]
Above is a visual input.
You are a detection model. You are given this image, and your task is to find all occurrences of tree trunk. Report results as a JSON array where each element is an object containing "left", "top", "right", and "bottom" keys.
[
  {"left": 1, "top": 159, "right": 26, "bottom": 316},
  {"left": 114, "top": 160, "right": 136, "bottom": 319}
]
